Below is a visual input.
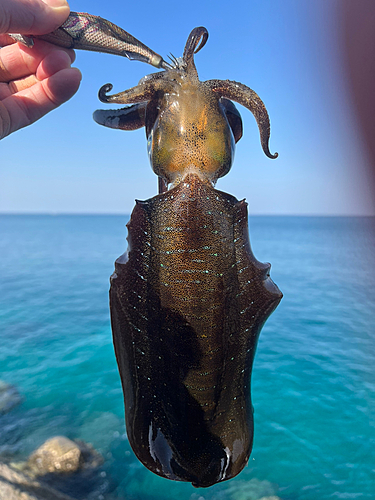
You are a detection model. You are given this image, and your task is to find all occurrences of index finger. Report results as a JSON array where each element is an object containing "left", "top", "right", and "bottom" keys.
[
  {"left": 0, "top": 0, "right": 69, "bottom": 35},
  {"left": 0, "top": 39, "right": 75, "bottom": 82}
]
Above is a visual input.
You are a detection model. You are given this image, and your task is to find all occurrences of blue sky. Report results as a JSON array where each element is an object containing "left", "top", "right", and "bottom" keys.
[{"left": 1, "top": 0, "right": 374, "bottom": 215}]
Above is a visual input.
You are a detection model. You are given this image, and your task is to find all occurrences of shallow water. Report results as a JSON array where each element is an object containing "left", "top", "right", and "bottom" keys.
[{"left": 0, "top": 215, "right": 374, "bottom": 500}]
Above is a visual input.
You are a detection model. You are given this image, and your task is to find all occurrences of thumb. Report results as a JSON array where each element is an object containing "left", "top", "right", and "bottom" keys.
[{"left": 0, "top": 0, "right": 70, "bottom": 35}]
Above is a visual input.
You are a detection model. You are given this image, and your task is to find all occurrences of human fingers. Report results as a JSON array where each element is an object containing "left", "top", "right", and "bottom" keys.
[
  {"left": 0, "top": 40, "right": 75, "bottom": 83},
  {"left": 0, "top": 0, "right": 70, "bottom": 35},
  {"left": 0, "top": 49, "right": 72, "bottom": 97},
  {"left": 0, "top": 65, "right": 81, "bottom": 139},
  {"left": 0, "top": 33, "right": 18, "bottom": 46}
]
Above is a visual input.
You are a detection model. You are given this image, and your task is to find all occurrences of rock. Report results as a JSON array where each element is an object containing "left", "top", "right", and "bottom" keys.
[
  {"left": 26, "top": 436, "right": 103, "bottom": 476},
  {"left": 74, "top": 439, "right": 104, "bottom": 471},
  {"left": 220, "top": 478, "right": 279, "bottom": 500},
  {"left": 0, "top": 380, "right": 23, "bottom": 414},
  {"left": 0, "top": 462, "right": 77, "bottom": 500},
  {"left": 27, "top": 437, "right": 81, "bottom": 475},
  {"left": 259, "top": 497, "right": 282, "bottom": 500}
]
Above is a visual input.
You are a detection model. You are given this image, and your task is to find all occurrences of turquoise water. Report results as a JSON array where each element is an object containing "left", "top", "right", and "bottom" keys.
[{"left": 0, "top": 215, "right": 374, "bottom": 500}]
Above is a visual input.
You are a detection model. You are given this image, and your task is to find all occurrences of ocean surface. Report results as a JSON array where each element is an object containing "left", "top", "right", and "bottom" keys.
[{"left": 0, "top": 214, "right": 374, "bottom": 500}]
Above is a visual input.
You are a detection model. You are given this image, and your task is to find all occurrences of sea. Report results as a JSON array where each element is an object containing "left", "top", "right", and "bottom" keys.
[{"left": 0, "top": 214, "right": 374, "bottom": 500}]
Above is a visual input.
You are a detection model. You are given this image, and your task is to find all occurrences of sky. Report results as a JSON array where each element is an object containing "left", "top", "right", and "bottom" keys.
[{"left": 1, "top": 0, "right": 374, "bottom": 216}]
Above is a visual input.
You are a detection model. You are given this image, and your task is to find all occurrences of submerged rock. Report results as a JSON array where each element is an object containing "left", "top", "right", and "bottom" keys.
[
  {"left": 259, "top": 497, "right": 282, "bottom": 500},
  {"left": 0, "top": 380, "right": 23, "bottom": 414},
  {"left": 0, "top": 462, "right": 77, "bottom": 500},
  {"left": 27, "top": 436, "right": 103, "bottom": 476},
  {"left": 218, "top": 478, "right": 279, "bottom": 500}
]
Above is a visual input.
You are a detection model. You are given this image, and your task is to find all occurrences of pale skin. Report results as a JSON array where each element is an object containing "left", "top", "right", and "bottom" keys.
[{"left": 0, "top": 0, "right": 81, "bottom": 140}]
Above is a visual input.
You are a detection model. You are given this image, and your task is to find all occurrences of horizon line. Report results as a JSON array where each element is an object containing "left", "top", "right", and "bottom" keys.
[{"left": 1, "top": 212, "right": 374, "bottom": 218}]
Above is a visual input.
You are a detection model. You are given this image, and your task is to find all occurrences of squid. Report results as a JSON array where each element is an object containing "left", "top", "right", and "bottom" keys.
[
  {"left": 11, "top": 15, "right": 282, "bottom": 488},
  {"left": 94, "top": 27, "right": 282, "bottom": 487}
]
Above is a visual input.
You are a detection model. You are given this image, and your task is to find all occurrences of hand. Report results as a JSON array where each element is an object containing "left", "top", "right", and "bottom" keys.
[{"left": 0, "top": 0, "right": 81, "bottom": 140}]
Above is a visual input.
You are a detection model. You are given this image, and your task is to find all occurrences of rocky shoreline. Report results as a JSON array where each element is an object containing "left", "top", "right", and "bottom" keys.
[
  {"left": 0, "top": 381, "right": 104, "bottom": 500},
  {"left": 0, "top": 462, "right": 77, "bottom": 500},
  {"left": 0, "top": 435, "right": 103, "bottom": 500},
  {"left": 0, "top": 380, "right": 282, "bottom": 500}
]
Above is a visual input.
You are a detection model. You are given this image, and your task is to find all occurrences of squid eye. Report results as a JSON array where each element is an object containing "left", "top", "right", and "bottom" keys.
[
  {"left": 220, "top": 98, "right": 243, "bottom": 144},
  {"left": 145, "top": 98, "right": 161, "bottom": 138}
]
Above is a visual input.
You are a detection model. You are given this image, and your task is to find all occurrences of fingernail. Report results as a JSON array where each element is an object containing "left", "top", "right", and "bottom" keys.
[{"left": 42, "top": 0, "right": 69, "bottom": 8}]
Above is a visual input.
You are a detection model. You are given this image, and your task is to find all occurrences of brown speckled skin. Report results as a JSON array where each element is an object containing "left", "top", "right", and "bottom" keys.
[{"left": 110, "top": 174, "right": 282, "bottom": 487}]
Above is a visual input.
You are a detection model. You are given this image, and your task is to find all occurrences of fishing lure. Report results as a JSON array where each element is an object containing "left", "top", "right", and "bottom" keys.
[
  {"left": 9, "top": 11, "right": 170, "bottom": 69},
  {"left": 94, "top": 27, "right": 282, "bottom": 487}
]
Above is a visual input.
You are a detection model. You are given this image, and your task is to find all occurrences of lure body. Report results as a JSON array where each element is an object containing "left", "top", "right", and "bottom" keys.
[
  {"left": 9, "top": 12, "right": 169, "bottom": 69},
  {"left": 94, "top": 27, "right": 282, "bottom": 487}
]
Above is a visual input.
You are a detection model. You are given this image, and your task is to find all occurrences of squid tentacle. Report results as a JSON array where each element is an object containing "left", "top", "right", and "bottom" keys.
[
  {"left": 182, "top": 27, "right": 208, "bottom": 74},
  {"left": 98, "top": 79, "right": 175, "bottom": 105},
  {"left": 93, "top": 102, "right": 147, "bottom": 130},
  {"left": 183, "top": 27, "right": 209, "bottom": 61},
  {"left": 205, "top": 79, "right": 278, "bottom": 159}
]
